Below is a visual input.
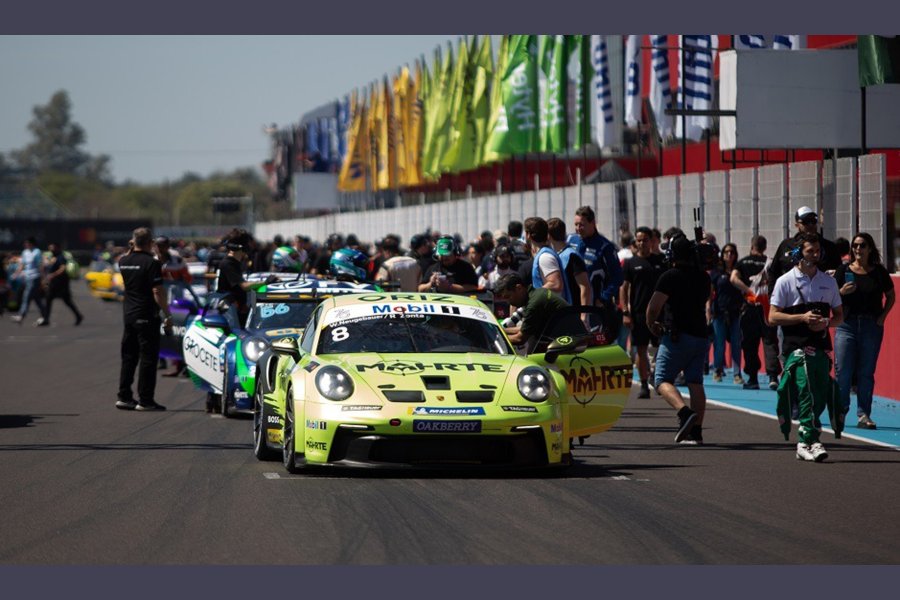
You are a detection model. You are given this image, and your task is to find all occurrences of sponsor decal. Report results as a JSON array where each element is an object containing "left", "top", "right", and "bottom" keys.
[
  {"left": 305, "top": 440, "right": 328, "bottom": 451},
  {"left": 501, "top": 405, "right": 539, "bottom": 413},
  {"left": 413, "top": 420, "right": 482, "bottom": 433},
  {"left": 341, "top": 405, "right": 382, "bottom": 412},
  {"left": 264, "top": 328, "right": 303, "bottom": 337},
  {"left": 357, "top": 294, "right": 456, "bottom": 303},
  {"left": 259, "top": 303, "right": 290, "bottom": 319},
  {"left": 409, "top": 407, "right": 486, "bottom": 416},
  {"left": 357, "top": 361, "right": 505, "bottom": 374},
  {"left": 550, "top": 422, "right": 563, "bottom": 433},
  {"left": 303, "top": 361, "right": 320, "bottom": 373},
  {"left": 234, "top": 391, "right": 249, "bottom": 399},
  {"left": 305, "top": 419, "right": 327, "bottom": 430},
  {"left": 470, "top": 308, "right": 490, "bottom": 321},
  {"left": 267, "top": 415, "right": 281, "bottom": 424},
  {"left": 555, "top": 335, "right": 574, "bottom": 346},
  {"left": 440, "top": 305, "right": 461, "bottom": 315},
  {"left": 372, "top": 303, "right": 438, "bottom": 314},
  {"left": 560, "top": 356, "right": 633, "bottom": 406},
  {"left": 183, "top": 335, "right": 222, "bottom": 372},
  {"left": 332, "top": 308, "right": 352, "bottom": 320},
  {"left": 267, "top": 430, "right": 282, "bottom": 443},
  {"left": 551, "top": 442, "right": 562, "bottom": 453}
]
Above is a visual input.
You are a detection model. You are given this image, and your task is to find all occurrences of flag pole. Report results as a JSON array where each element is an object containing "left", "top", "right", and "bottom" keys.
[{"left": 861, "top": 85, "right": 867, "bottom": 155}]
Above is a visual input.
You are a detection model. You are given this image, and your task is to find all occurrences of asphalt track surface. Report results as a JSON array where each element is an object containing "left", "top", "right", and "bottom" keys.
[{"left": 2, "top": 284, "right": 899, "bottom": 566}]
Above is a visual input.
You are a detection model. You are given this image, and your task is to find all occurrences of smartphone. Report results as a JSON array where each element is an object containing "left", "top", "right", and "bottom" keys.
[{"left": 845, "top": 271, "right": 855, "bottom": 284}]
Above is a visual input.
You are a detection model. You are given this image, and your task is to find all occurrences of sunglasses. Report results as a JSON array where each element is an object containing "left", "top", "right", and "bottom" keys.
[
  {"left": 799, "top": 219, "right": 818, "bottom": 226},
  {"left": 852, "top": 243, "right": 868, "bottom": 249}
]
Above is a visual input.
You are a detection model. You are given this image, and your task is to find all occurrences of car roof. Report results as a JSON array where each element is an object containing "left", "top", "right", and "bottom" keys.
[{"left": 257, "top": 278, "right": 380, "bottom": 302}]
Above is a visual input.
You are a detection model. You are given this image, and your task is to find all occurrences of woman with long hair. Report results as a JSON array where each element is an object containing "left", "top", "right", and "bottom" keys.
[
  {"left": 834, "top": 232, "right": 896, "bottom": 429},
  {"left": 710, "top": 243, "right": 744, "bottom": 384}
]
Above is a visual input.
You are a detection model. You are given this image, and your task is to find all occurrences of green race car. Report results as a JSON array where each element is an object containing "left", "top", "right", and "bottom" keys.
[{"left": 253, "top": 292, "right": 632, "bottom": 472}]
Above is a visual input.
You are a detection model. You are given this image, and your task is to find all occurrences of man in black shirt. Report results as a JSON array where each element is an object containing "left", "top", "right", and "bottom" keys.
[
  {"left": 418, "top": 236, "right": 478, "bottom": 294},
  {"left": 407, "top": 234, "right": 436, "bottom": 276},
  {"left": 646, "top": 235, "right": 712, "bottom": 444},
  {"left": 621, "top": 227, "right": 666, "bottom": 398},
  {"left": 216, "top": 229, "right": 277, "bottom": 324},
  {"left": 730, "top": 235, "right": 780, "bottom": 389},
  {"left": 45, "top": 242, "right": 84, "bottom": 326},
  {"left": 116, "top": 228, "right": 172, "bottom": 411},
  {"left": 768, "top": 206, "right": 840, "bottom": 285}
]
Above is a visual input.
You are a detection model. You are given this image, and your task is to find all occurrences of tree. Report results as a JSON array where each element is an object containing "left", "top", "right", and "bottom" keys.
[{"left": 11, "top": 90, "right": 112, "bottom": 182}]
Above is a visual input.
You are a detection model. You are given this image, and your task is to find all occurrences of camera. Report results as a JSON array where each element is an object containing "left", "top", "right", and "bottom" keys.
[{"left": 663, "top": 208, "right": 718, "bottom": 270}]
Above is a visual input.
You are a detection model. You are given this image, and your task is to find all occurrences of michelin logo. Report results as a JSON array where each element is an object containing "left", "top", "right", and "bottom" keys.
[{"left": 409, "top": 407, "right": 485, "bottom": 416}]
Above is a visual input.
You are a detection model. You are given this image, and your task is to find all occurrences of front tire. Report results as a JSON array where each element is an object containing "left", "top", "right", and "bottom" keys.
[
  {"left": 282, "top": 386, "right": 303, "bottom": 474},
  {"left": 221, "top": 359, "right": 233, "bottom": 418},
  {"left": 253, "top": 383, "right": 278, "bottom": 461}
]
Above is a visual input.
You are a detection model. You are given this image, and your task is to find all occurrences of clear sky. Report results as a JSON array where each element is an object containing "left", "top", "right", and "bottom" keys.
[{"left": 0, "top": 35, "right": 459, "bottom": 185}]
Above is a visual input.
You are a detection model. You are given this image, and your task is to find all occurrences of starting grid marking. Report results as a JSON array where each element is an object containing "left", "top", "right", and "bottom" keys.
[{"left": 262, "top": 472, "right": 649, "bottom": 481}]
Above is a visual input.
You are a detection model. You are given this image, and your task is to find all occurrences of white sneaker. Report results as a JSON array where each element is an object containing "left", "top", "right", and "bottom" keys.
[
  {"left": 796, "top": 443, "right": 815, "bottom": 462},
  {"left": 809, "top": 442, "right": 828, "bottom": 462}
]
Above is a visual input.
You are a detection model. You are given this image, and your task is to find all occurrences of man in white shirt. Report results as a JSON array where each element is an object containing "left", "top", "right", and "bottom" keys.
[
  {"left": 11, "top": 237, "right": 49, "bottom": 326},
  {"left": 376, "top": 236, "right": 421, "bottom": 292}
]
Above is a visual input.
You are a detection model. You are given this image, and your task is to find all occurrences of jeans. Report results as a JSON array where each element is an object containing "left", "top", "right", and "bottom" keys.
[
  {"left": 712, "top": 314, "right": 742, "bottom": 377},
  {"left": 18, "top": 277, "right": 48, "bottom": 320},
  {"left": 834, "top": 315, "right": 884, "bottom": 418},
  {"left": 655, "top": 332, "right": 708, "bottom": 387}
]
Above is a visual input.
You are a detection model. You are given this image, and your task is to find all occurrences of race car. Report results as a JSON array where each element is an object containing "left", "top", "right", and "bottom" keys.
[
  {"left": 253, "top": 292, "right": 632, "bottom": 472},
  {"left": 158, "top": 279, "right": 205, "bottom": 365},
  {"left": 84, "top": 259, "right": 124, "bottom": 301},
  {"left": 182, "top": 276, "right": 380, "bottom": 417}
]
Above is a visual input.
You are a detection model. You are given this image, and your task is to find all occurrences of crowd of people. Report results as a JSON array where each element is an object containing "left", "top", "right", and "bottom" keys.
[{"left": 3, "top": 204, "right": 894, "bottom": 462}]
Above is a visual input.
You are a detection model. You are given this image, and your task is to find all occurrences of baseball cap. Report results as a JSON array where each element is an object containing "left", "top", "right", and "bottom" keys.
[
  {"left": 410, "top": 234, "right": 429, "bottom": 250},
  {"left": 795, "top": 206, "right": 817, "bottom": 222},
  {"left": 154, "top": 236, "right": 170, "bottom": 245},
  {"left": 435, "top": 237, "right": 457, "bottom": 257}
]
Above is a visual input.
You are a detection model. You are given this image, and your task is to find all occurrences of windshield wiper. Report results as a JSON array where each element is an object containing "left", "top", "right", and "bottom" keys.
[{"left": 398, "top": 314, "right": 420, "bottom": 353}]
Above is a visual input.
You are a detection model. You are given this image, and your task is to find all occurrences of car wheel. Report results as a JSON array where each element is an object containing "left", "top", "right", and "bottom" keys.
[
  {"left": 282, "top": 386, "right": 302, "bottom": 474},
  {"left": 206, "top": 391, "right": 221, "bottom": 414},
  {"left": 221, "top": 359, "right": 233, "bottom": 418},
  {"left": 253, "top": 383, "right": 278, "bottom": 461}
]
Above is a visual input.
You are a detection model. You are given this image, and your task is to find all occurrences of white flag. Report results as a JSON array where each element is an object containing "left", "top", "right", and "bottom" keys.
[
  {"left": 591, "top": 34, "right": 615, "bottom": 149},
  {"left": 733, "top": 35, "right": 767, "bottom": 49},
  {"left": 676, "top": 35, "right": 717, "bottom": 141},
  {"left": 624, "top": 35, "right": 642, "bottom": 127},
  {"left": 772, "top": 35, "right": 806, "bottom": 50},
  {"left": 649, "top": 35, "right": 673, "bottom": 138}
]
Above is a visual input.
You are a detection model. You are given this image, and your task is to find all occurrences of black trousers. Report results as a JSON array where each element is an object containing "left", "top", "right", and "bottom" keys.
[
  {"left": 739, "top": 304, "right": 781, "bottom": 381},
  {"left": 118, "top": 319, "right": 161, "bottom": 404},
  {"left": 47, "top": 283, "right": 83, "bottom": 321}
]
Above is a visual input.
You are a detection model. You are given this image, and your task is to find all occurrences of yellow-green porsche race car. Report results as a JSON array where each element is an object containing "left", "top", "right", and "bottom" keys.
[{"left": 253, "top": 292, "right": 632, "bottom": 473}]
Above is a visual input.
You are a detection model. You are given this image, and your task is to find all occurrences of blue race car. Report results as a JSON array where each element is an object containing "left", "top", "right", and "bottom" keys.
[{"left": 182, "top": 275, "right": 380, "bottom": 417}]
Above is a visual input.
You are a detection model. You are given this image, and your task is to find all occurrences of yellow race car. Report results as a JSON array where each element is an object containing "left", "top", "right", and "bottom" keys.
[{"left": 84, "top": 260, "right": 124, "bottom": 301}]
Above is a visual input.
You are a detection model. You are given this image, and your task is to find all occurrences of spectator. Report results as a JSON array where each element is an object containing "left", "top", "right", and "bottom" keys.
[
  {"left": 834, "top": 233, "right": 895, "bottom": 430},
  {"left": 768, "top": 233, "right": 844, "bottom": 462},
  {"left": 768, "top": 206, "right": 840, "bottom": 285},
  {"left": 10, "top": 237, "right": 49, "bottom": 327},
  {"left": 834, "top": 237, "right": 851, "bottom": 266},
  {"left": 466, "top": 241, "right": 487, "bottom": 278},
  {"left": 620, "top": 226, "right": 666, "bottom": 399},
  {"left": 507, "top": 220, "right": 531, "bottom": 267},
  {"left": 480, "top": 244, "right": 516, "bottom": 291},
  {"left": 574, "top": 206, "right": 624, "bottom": 308},
  {"left": 547, "top": 217, "right": 591, "bottom": 310},
  {"left": 730, "top": 235, "right": 781, "bottom": 390},
  {"left": 711, "top": 243, "right": 744, "bottom": 385},
  {"left": 419, "top": 236, "right": 478, "bottom": 294},
  {"left": 524, "top": 217, "right": 571, "bottom": 303},
  {"left": 44, "top": 242, "right": 84, "bottom": 326},
  {"left": 407, "top": 234, "right": 435, "bottom": 277},
  {"left": 618, "top": 232, "right": 635, "bottom": 263},
  {"left": 312, "top": 233, "right": 344, "bottom": 276},
  {"left": 376, "top": 236, "right": 421, "bottom": 292},
  {"left": 115, "top": 228, "right": 172, "bottom": 412},
  {"left": 646, "top": 235, "right": 712, "bottom": 445}
]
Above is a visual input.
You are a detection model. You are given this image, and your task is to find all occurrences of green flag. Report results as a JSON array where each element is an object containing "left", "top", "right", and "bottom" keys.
[
  {"left": 858, "top": 35, "right": 900, "bottom": 86},
  {"left": 488, "top": 35, "right": 540, "bottom": 156},
  {"left": 420, "top": 47, "right": 440, "bottom": 181},
  {"left": 539, "top": 35, "right": 567, "bottom": 153},
  {"left": 441, "top": 37, "right": 470, "bottom": 173},
  {"left": 482, "top": 35, "right": 509, "bottom": 165},
  {"left": 565, "top": 35, "right": 591, "bottom": 151},
  {"left": 424, "top": 42, "right": 455, "bottom": 178},
  {"left": 468, "top": 35, "right": 494, "bottom": 168}
]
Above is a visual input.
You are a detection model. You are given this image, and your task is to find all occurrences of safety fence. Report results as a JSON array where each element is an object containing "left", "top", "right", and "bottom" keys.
[{"left": 256, "top": 156, "right": 889, "bottom": 260}]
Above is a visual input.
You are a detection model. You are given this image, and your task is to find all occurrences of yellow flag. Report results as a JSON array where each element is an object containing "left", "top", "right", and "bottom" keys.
[
  {"left": 367, "top": 83, "right": 378, "bottom": 192},
  {"left": 376, "top": 77, "right": 393, "bottom": 190},
  {"left": 393, "top": 68, "right": 410, "bottom": 187},
  {"left": 407, "top": 59, "right": 424, "bottom": 186},
  {"left": 483, "top": 35, "right": 509, "bottom": 164},
  {"left": 337, "top": 89, "right": 367, "bottom": 191}
]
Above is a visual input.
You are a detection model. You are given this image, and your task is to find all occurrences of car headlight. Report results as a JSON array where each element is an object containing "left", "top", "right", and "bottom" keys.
[
  {"left": 243, "top": 337, "right": 269, "bottom": 362},
  {"left": 315, "top": 366, "right": 354, "bottom": 401},
  {"left": 517, "top": 367, "right": 550, "bottom": 402}
]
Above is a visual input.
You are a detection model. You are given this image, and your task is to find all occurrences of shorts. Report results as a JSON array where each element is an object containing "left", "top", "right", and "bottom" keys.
[
  {"left": 654, "top": 332, "right": 708, "bottom": 387},
  {"left": 630, "top": 316, "right": 658, "bottom": 348}
]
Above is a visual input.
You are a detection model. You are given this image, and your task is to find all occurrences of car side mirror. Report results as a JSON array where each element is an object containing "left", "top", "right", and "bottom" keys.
[
  {"left": 201, "top": 312, "right": 230, "bottom": 333},
  {"left": 271, "top": 337, "right": 301, "bottom": 361},
  {"left": 544, "top": 334, "right": 587, "bottom": 364}
]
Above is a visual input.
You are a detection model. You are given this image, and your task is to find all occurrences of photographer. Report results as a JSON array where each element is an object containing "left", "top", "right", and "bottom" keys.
[
  {"left": 645, "top": 235, "right": 712, "bottom": 445},
  {"left": 217, "top": 228, "right": 277, "bottom": 324},
  {"left": 769, "top": 233, "right": 844, "bottom": 463}
]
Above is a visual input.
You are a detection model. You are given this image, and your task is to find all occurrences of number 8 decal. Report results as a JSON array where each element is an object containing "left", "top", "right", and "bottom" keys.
[{"left": 331, "top": 326, "right": 349, "bottom": 342}]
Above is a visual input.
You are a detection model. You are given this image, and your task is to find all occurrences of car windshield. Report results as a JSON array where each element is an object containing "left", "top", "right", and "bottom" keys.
[
  {"left": 248, "top": 301, "right": 318, "bottom": 329},
  {"left": 317, "top": 311, "right": 512, "bottom": 355}
]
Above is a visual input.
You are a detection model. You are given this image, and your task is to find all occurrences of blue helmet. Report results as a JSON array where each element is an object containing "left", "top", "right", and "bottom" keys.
[
  {"left": 271, "top": 246, "right": 302, "bottom": 272},
  {"left": 329, "top": 247, "right": 368, "bottom": 281}
]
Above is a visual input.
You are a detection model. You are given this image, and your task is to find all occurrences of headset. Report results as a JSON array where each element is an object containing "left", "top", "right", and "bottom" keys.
[{"left": 789, "top": 245, "right": 803, "bottom": 265}]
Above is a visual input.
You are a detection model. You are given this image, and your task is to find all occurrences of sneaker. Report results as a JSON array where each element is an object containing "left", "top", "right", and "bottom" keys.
[
  {"left": 712, "top": 372, "right": 722, "bottom": 383},
  {"left": 809, "top": 442, "right": 828, "bottom": 462},
  {"left": 34, "top": 317, "right": 49, "bottom": 327},
  {"left": 115, "top": 399, "right": 137, "bottom": 410},
  {"left": 768, "top": 377, "right": 779, "bottom": 390},
  {"left": 857, "top": 415, "right": 877, "bottom": 430},
  {"left": 796, "top": 443, "right": 815, "bottom": 461},
  {"left": 679, "top": 425, "right": 704, "bottom": 445},
  {"left": 75, "top": 315, "right": 83, "bottom": 326},
  {"left": 10, "top": 315, "right": 23, "bottom": 323},
  {"left": 733, "top": 374, "right": 745, "bottom": 385},
  {"left": 742, "top": 381, "right": 760, "bottom": 390},
  {"left": 135, "top": 402, "right": 166, "bottom": 411},
  {"left": 637, "top": 384, "right": 651, "bottom": 399},
  {"left": 674, "top": 408, "right": 698, "bottom": 443}
]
